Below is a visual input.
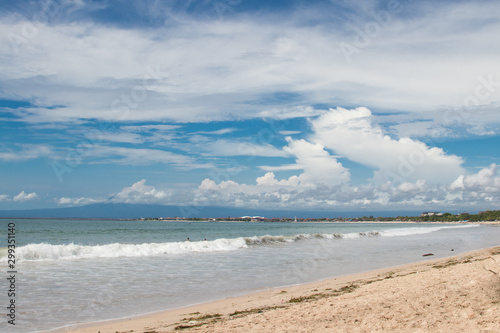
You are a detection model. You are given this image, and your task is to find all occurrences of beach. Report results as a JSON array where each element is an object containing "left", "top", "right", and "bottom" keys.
[
  {"left": 66, "top": 246, "right": 500, "bottom": 333},
  {"left": 6, "top": 220, "right": 500, "bottom": 332}
]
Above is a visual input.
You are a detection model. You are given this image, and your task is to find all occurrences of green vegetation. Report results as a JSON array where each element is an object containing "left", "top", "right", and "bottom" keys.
[
  {"left": 288, "top": 285, "right": 358, "bottom": 303},
  {"left": 229, "top": 305, "right": 285, "bottom": 318},
  {"left": 382, "top": 210, "right": 500, "bottom": 222},
  {"left": 174, "top": 313, "right": 223, "bottom": 331},
  {"left": 138, "top": 210, "right": 500, "bottom": 222}
]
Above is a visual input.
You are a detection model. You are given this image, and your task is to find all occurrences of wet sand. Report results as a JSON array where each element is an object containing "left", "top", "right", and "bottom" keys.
[{"left": 64, "top": 246, "right": 500, "bottom": 333}]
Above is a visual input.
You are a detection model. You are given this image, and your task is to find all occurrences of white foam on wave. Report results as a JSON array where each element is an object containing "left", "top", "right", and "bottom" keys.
[
  {"left": 342, "top": 231, "right": 381, "bottom": 239},
  {"left": 14, "top": 238, "right": 249, "bottom": 261},
  {"left": 7, "top": 224, "right": 479, "bottom": 262},
  {"left": 379, "top": 224, "right": 478, "bottom": 237}
]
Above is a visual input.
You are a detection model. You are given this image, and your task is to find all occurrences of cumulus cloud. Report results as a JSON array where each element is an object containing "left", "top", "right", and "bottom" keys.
[
  {"left": 57, "top": 179, "right": 172, "bottom": 205},
  {"left": 256, "top": 172, "right": 299, "bottom": 187},
  {"left": 111, "top": 179, "right": 171, "bottom": 204},
  {"left": 190, "top": 128, "right": 498, "bottom": 210},
  {"left": 283, "top": 137, "right": 350, "bottom": 186},
  {"left": 0, "top": 194, "right": 10, "bottom": 202},
  {"left": 192, "top": 168, "right": 494, "bottom": 211},
  {"left": 397, "top": 180, "right": 428, "bottom": 194},
  {"left": 13, "top": 191, "right": 39, "bottom": 202},
  {"left": 310, "top": 107, "right": 465, "bottom": 184},
  {"left": 445, "top": 164, "right": 500, "bottom": 207},
  {"left": 195, "top": 177, "right": 299, "bottom": 208},
  {"left": 193, "top": 136, "right": 351, "bottom": 208},
  {"left": 50, "top": 164, "right": 500, "bottom": 211},
  {"left": 450, "top": 164, "right": 500, "bottom": 192},
  {"left": 196, "top": 135, "right": 350, "bottom": 206},
  {"left": 189, "top": 109, "right": 496, "bottom": 210}
]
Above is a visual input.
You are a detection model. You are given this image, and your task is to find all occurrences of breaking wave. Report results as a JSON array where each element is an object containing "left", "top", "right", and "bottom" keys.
[{"left": 5, "top": 224, "right": 478, "bottom": 262}]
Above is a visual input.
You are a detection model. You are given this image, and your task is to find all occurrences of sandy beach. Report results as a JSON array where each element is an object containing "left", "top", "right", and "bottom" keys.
[{"left": 63, "top": 246, "right": 500, "bottom": 333}]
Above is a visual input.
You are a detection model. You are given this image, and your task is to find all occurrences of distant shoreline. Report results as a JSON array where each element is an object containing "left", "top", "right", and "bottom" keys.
[{"left": 1, "top": 216, "right": 499, "bottom": 225}]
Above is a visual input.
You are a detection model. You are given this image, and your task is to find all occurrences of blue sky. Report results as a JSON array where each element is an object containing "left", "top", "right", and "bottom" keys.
[{"left": 1, "top": 0, "right": 499, "bottom": 213}]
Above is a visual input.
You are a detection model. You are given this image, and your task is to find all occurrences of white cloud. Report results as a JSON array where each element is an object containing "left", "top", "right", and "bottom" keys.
[
  {"left": 88, "top": 145, "right": 213, "bottom": 169},
  {"left": 256, "top": 172, "right": 300, "bottom": 186},
  {"left": 193, "top": 137, "right": 351, "bottom": 208},
  {"left": 122, "top": 125, "right": 181, "bottom": 132},
  {"left": 283, "top": 137, "right": 350, "bottom": 186},
  {"left": 57, "top": 197, "right": 104, "bottom": 206},
  {"left": 111, "top": 179, "right": 171, "bottom": 204},
  {"left": 1, "top": 1, "right": 499, "bottom": 128},
  {"left": 13, "top": 191, "right": 39, "bottom": 202},
  {"left": 196, "top": 128, "right": 237, "bottom": 135},
  {"left": 279, "top": 130, "right": 301, "bottom": 135},
  {"left": 201, "top": 140, "right": 290, "bottom": 157},
  {"left": 0, "top": 144, "right": 55, "bottom": 161},
  {"left": 57, "top": 179, "right": 172, "bottom": 205},
  {"left": 258, "top": 164, "right": 303, "bottom": 172},
  {"left": 257, "top": 106, "right": 322, "bottom": 120},
  {"left": 310, "top": 107, "right": 465, "bottom": 184},
  {"left": 100, "top": 132, "right": 145, "bottom": 144},
  {"left": 446, "top": 164, "right": 500, "bottom": 207},
  {"left": 191, "top": 168, "right": 495, "bottom": 211},
  {"left": 390, "top": 121, "right": 454, "bottom": 139},
  {"left": 53, "top": 165, "right": 500, "bottom": 211},
  {"left": 2, "top": 1, "right": 499, "bottom": 212},
  {"left": 0, "top": 194, "right": 10, "bottom": 202},
  {"left": 397, "top": 180, "right": 427, "bottom": 194},
  {"left": 450, "top": 164, "right": 500, "bottom": 192}
]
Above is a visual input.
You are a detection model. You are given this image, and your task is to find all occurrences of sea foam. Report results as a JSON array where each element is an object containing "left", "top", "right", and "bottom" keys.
[{"left": 5, "top": 224, "right": 478, "bottom": 262}]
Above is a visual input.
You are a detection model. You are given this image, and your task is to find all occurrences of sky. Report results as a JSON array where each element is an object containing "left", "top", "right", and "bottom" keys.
[{"left": 0, "top": 0, "right": 499, "bottom": 214}]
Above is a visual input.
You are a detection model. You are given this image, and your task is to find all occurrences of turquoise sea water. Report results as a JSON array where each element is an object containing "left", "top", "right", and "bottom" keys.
[{"left": 0, "top": 219, "right": 499, "bottom": 332}]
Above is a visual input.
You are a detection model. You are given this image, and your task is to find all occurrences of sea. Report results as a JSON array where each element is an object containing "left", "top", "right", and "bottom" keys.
[{"left": 1, "top": 218, "right": 499, "bottom": 332}]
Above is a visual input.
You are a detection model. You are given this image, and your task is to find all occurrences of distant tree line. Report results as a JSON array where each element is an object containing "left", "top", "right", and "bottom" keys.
[
  {"left": 138, "top": 210, "right": 500, "bottom": 222},
  {"left": 380, "top": 210, "right": 500, "bottom": 222}
]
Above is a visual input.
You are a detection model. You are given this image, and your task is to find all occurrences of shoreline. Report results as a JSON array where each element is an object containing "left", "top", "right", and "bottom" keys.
[
  {"left": 3, "top": 217, "right": 499, "bottom": 225},
  {"left": 58, "top": 245, "right": 500, "bottom": 333}
]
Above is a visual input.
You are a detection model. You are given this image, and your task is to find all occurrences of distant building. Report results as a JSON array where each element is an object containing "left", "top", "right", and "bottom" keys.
[
  {"left": 421, "top": 212, "right": 442, "bottom": 217},
  {"left": 240, "top": 215, "right": 265, "bottom": 222}
]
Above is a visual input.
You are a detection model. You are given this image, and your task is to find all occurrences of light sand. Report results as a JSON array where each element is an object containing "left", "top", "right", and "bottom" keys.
[{"left": 63, "top": 247, "right": 500, "bottom": 333}]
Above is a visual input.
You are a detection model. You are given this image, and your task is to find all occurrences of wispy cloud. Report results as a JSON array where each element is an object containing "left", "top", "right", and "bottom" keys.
[
  {"left": 200, "top": 139, "right": 290, "bottom": 157},
  {"left": 88, "top": 145, "right": 213, "bottom": 169},
  {"left": 196, "top": 128, "right": 237, "bottom": 135},
  {"left": 258, "top": 164, "right": 303, "bottom": 171},
  {"left": 57, "top": 196, "right": 104, "bottom": 206},
  {"left": 1, "top": 1, "right": 499, "bottom": 127},
  {"left": 0, "top": 144, "right": 55, "bottom": 161}
]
